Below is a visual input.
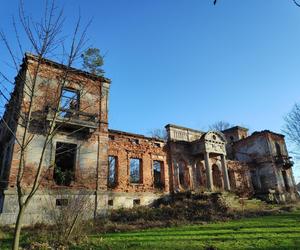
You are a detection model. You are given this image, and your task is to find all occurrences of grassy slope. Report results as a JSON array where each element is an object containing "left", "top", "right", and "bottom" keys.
[
  {"left": 1, "top": 211, "right": 300, "bottom": 249},
  {"left": 77, "top": 211, "right": 300, "bottom": 250}
]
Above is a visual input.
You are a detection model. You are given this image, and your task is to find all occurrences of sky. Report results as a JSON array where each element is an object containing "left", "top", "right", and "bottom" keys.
[{"left": 1, "top": 0, "right": 300, "bottom": 180}]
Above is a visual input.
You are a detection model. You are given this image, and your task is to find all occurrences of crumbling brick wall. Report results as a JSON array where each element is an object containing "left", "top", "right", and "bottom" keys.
[
  {"left": 0, "top": 66, "right": 27, "bottom": 189},
  {"left": 108, "top": 130, "right": 170, "bottom": 193},
  {"left": 3, "top": 54, "right": 110, "bottom": 192},
  {"left": 227, "top": 160, "right": 254, "bottom": 197}
]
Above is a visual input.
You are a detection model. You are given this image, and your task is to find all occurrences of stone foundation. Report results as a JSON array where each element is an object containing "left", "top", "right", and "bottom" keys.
[{"left": 0, "top": 189, "right": 164, "bottom": 226}]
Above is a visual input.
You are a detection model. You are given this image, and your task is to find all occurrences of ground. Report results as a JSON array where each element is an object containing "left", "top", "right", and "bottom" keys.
[{"left": 1, "top": 211, "right": 300, "bottom": 249}]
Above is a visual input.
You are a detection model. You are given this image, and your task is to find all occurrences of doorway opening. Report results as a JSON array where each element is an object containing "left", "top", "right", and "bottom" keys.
[{"left": 212, "top": 164, "right": 222, "bottom": 190}]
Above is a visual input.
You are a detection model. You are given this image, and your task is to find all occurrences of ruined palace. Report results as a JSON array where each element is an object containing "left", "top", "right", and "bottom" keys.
[{"left": 0, "top": 54, "right": 298, "bottom": 225}]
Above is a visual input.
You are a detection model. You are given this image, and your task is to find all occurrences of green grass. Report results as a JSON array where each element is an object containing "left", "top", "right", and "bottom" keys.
[
  {"left": 76, "top": 211, "right": 300, "bottom": 250},
  {"left": 1, "top": 211, "right": 300, "bottom": 250}
]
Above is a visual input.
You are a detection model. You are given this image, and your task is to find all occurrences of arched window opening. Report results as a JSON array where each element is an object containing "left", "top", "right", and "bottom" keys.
[
  {"left": 195, "top": 161, "right": 205, "bottom": 188},
  {"left": 178, "top": 161, "right": 190, "bottom": 190},
  {"left": 228, "top": 169, "right": 236, "bottom": 190},
  {"left": 259, "top": 175, "right": 267, "bottom": 192},
  {"left": 250, "top": 170, "right": 260, "bottom": 190},
  {"left": 282, "top": 170, "right": 290, "bottom": 192},
  {"left": 212, "top": 164, "right": 222, "bottom": 190},
  {"left": 275, "top": 142, "right": 281, "bottom": 156}
]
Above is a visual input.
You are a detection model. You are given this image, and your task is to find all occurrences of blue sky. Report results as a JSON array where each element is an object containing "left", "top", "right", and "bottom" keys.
[{"left": 1, "top": 0, "right": 300, "bottom": 180}]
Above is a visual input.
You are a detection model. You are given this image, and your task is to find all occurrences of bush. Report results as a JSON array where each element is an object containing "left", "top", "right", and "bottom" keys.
[
  {"left": 21, "top": 191, "right": 94, "bottom": 249},
  {"left": 109, "top": 192, "right": 229, "bottom": 225}
]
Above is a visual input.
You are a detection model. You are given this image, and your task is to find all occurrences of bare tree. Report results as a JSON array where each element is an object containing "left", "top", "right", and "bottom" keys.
[
  {"left": 213, "top": 0, "right": 300, "bottom": 7},
  {"left": 149, "top": 128, "right": 168, "bottom": 141},
  {"left": 0, "top": 1, "right": 93, "bottom": 249},
  {"left": 209, "top": 121, "right": 232, "bottom": 131},
  {"left": 283, "top": 103, "right": 300, "bottom": 186},
  {"left": 47, "top": 190, "right": 93, "bottom": 246},
  {"left": 284, "top": 103, "right": 300, "bottom": 150},
  {"left": 293, "top": 0, "right": 300, "bottom": 7}
]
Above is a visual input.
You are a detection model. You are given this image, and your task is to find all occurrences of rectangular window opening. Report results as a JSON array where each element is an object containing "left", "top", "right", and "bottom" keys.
[
  {"left": 0, "top": 193, "right": 4, "bottom": 213},
  {"left": 54, "top": 142, "right": 76, "bottom": 186},
  {"left": 56, "top": 198, "right": 69, "bottom": 207},
  {"left": 130, "top": 139, "right": 139, "bottom": 145},
  {"left": 60, "top": 88, "right": 79, "bottom": 118},
  {"left": 133, "top": 199, "right": 140, "bottom": 206},
  {"left": 108, "top": 156, "right": 117, "bottom": 188},
  {"left": 130, "top": 158, "right": 142, "bottom": 184},
  {"left": 153, "top": 160, "right": 164, "bottom": 189},
  {"left": 108, "top": 199, "right": 114, "bottom": 206}
]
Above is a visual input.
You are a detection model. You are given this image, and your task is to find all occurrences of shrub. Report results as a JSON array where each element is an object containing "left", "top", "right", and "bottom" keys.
[
  {"left": 109, "top": 192, "right": 229, "bottom": 225},
  {"left": 22, "top": 192, "right": 93, "bottom": 248}
]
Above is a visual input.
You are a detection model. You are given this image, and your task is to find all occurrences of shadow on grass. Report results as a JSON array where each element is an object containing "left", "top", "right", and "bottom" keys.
[
  {"left": 81, "top": 237, "right": 300, "bottom": 250},
  {"left": 96, "top": 229, "right": 300, "bottom": 240}
]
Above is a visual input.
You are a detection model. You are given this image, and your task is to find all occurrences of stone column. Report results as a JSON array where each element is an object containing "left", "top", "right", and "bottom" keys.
[
  {"left": 204, "top": 152, "right": 213, "bottom": 191},
  {"left": 187, "top": 165, "right": 194, "bottom": 190},
  {"left": 173, "top": 161, "right": 180, "bottom": 192},
  {"left": 221, "top": 154, "right": 230, "bottom": 191}
]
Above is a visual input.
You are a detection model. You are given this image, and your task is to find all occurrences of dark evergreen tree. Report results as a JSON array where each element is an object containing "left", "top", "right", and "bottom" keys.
[{"left": 81, "top": 48, "right": 104, "bottom": 76}]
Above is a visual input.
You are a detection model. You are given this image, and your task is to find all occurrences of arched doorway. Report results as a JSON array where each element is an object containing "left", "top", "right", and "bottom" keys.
[
  {"left": 212, "top": 164, "right": 222, "bottom": 190},
  {"left": 178, "top": 160, "right": 190, "bottom": 190},
  {"left": 195, "top": 161, "right": 205, "bottom": 188},
  {"left": 275, "top": 142, "right": 282, "bottom": 156},
  {"left": 228, "top": 169, "right": 236, "bottom": 190},
  {"left": 281, "top": 170, "right": 290, "bottom": 191}
]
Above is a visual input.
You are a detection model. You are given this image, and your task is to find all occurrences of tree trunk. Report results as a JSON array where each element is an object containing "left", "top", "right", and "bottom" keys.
[{"left": 12, "top": 205, "right": 26, "bottom": 250}]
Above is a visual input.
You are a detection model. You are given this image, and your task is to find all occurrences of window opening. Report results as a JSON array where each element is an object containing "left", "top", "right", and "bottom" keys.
[
  {"left": 228, "top": 169, "right": 236, "bottom": 190},
  {"left": 275, "top": 142, "right": 282, "bottom": 156},
  {"left": 56, "top": 199, "right": 69, "bottom": 206},
  {"left": 60, "top": 88, "right": 79, "bottom": 118},
  {"left": 130, "top": 158, "right": 142, "bottom": 184},
  {"left": 54, "top": 142, "right": 77, "bottom": 186},
  {"left": 133, "top": 199, "right": 140, "bottom": 206},
  {"left": 212, "top": 164, "right": 222, "bottom": 189},
  {"left": 108, "top": 156, "right": 117, "bottom": 187},
  {"left": 108, "top": 199, "right": 114, "bottom": 206},
  {"left": 282, "top": 170, "right": 290, "bottom": 191},
  {"left": 153, "top": 160, "right": 163, "bottom": 189},
  {"left": 178, "top": 161, "right": 189, "bottom": 189},
  {"left": 130, "top": 139, "right": 139, "bottom": 145}
]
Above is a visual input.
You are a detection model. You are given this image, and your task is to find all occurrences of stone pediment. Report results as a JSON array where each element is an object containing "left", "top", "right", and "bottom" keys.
[{"left": 192, "top": 131, "right": 227, "bottom": 155}]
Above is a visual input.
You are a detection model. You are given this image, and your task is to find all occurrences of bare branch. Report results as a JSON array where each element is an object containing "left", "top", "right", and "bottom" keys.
[
  {"left": 283, "top": 103, "right": 300, "bottom": 148},
  {"left": 209, "top": 121, "right": 232, "bottom": 131},
  {"left": 293, "top": 0, "right": 300, "bottom": 7}
]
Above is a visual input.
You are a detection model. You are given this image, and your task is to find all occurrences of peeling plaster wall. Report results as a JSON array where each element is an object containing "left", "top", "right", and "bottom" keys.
[
  {"left": 233, "top": 131, "right": 297, "bottom": 201},
  {"left": 234, "top": 133, "right": 270, "bottom": 162}
]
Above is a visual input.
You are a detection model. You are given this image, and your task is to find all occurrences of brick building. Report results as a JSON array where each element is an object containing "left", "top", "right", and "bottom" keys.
[{"left": 0, "top": 54, "right": 297, "bottom": 225}]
